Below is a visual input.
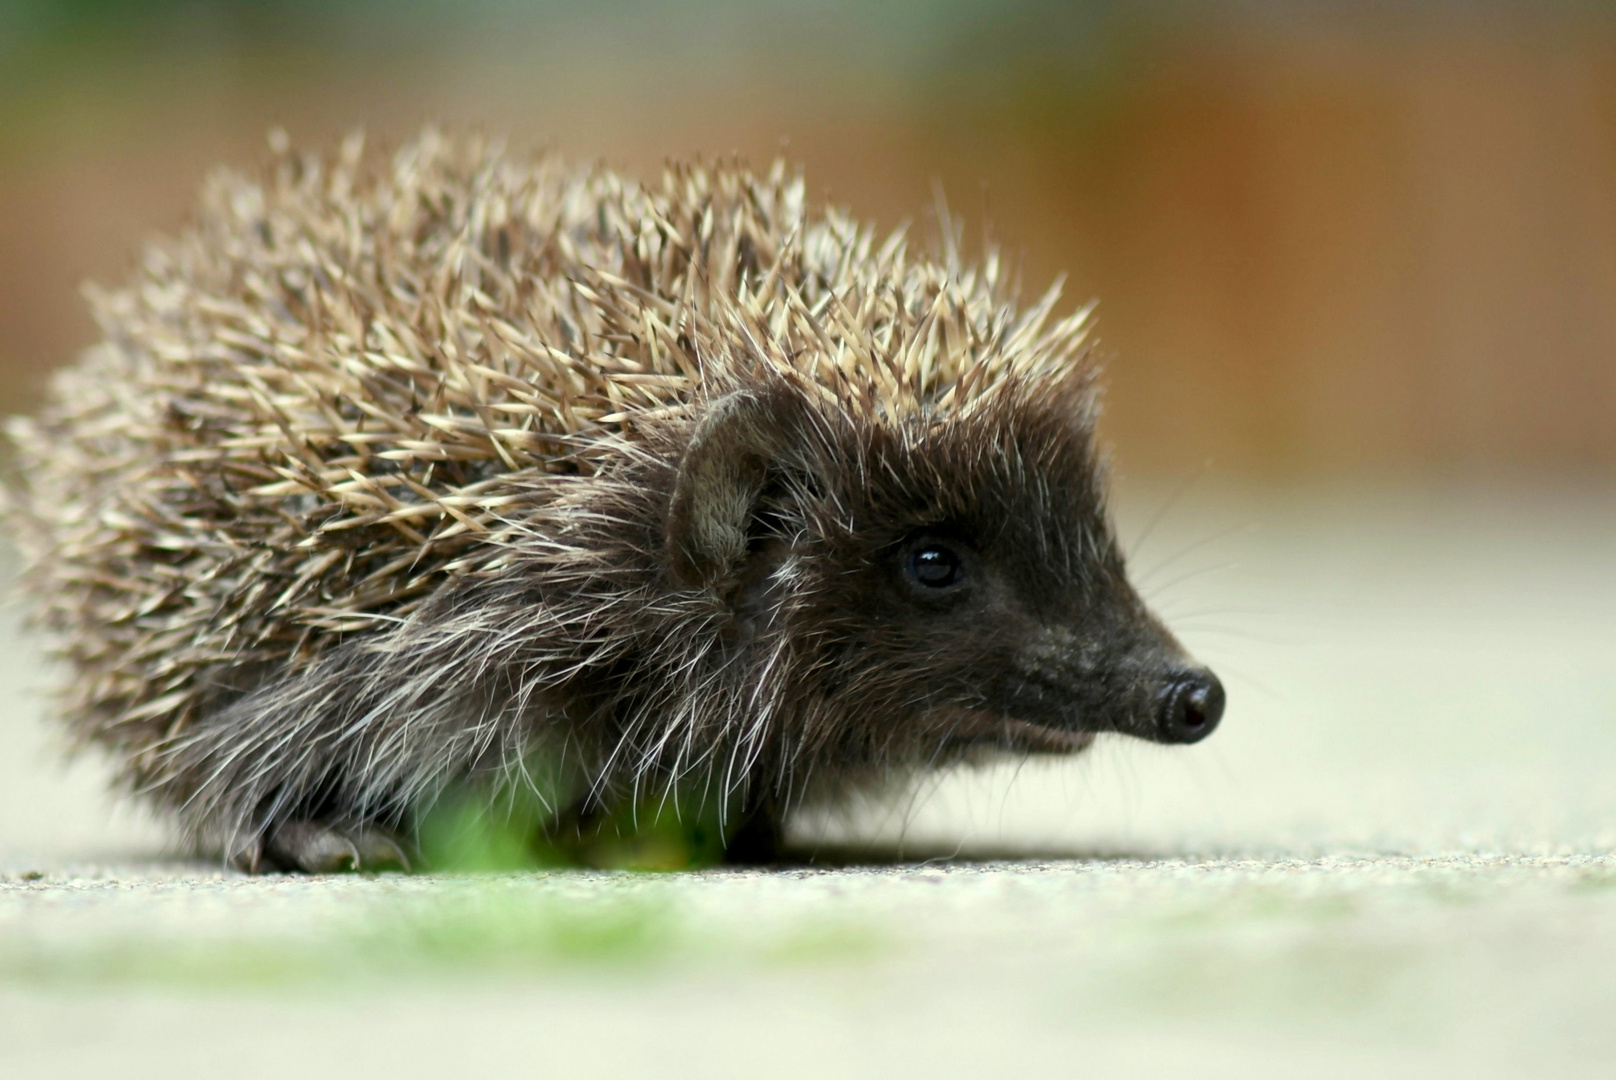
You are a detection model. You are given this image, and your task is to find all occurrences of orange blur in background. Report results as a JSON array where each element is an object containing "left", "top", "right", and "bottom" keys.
[{"left": 1, "top": 1, "right": 1613, "bottom": 479}]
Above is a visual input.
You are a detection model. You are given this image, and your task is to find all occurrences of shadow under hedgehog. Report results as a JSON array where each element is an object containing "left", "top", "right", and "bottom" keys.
[{"left": 3, "top": 130, "right": 1224, "bottom": 873}]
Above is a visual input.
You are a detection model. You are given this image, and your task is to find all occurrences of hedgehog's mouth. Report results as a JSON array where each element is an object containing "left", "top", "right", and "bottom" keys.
[
  {"left": 944, "top": 711, "right": 1097, "bottom": 754},
  {"left": 998, "top": 719, "right": 1097, "bottom": 754}
]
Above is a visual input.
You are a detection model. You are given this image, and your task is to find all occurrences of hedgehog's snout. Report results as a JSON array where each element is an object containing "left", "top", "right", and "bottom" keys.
[{"left": 1153, "top": 668, "right": 1225, "bottom": 744}]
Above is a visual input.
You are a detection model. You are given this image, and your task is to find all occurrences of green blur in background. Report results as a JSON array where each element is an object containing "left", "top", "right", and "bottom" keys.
[{"left": 3, "top": 0, "right": 1616, "bottom": 478}]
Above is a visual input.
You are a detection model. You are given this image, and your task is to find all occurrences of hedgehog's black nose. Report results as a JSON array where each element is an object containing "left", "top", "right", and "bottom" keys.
[{"left": 1156, "top": 670, "right": 1225, "bottom": 744}]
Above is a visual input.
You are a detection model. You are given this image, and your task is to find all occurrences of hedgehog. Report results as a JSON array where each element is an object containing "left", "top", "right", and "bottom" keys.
[{"left": 2, "top": 129, "right": 1224, "bottom": 873}]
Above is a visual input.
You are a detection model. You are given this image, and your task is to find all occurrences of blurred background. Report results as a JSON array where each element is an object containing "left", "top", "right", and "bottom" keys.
[
  {"left": 2, "top": 0, "right": 1616, "bottom": 865},
  {"left": 3, "top": 0, "right": 1616, "bottom": 478}
]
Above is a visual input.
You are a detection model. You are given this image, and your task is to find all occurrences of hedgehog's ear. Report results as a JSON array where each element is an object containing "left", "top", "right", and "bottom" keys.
[{"left": 666, "top": 390, "right": 797, "bottom": 591}]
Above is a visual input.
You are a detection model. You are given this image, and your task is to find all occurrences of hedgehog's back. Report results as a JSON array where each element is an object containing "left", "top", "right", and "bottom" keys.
[
  {"left": 5, "top": 129, "right": 1090, "bottom": 765},
  {"left": 3, "top": 132, "right": 710, "bottom": 749}
]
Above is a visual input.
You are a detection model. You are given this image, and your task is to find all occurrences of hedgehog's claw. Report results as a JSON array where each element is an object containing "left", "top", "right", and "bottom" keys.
[
  {"left": 229, "top": 835, "right": 266, "bottom": 875},
  {"left": 351, "top": 827, "right": 412, "bottom": 872},
  {"left": 239, "top": 822, "right": 411, "bottom": 875},
  {"left": 271, "top": 823, "right": 360, "bottom": 873}
]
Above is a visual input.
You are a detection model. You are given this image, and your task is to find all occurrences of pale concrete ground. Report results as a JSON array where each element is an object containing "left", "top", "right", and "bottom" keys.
[{"left": 2, "top": 481, "right": 1615, "bottom": 1078}]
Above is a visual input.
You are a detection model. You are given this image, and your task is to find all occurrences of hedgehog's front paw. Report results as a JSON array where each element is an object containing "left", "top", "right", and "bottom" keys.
[{"left": 233, "top": 822, "right": 412, "bottom": 874}]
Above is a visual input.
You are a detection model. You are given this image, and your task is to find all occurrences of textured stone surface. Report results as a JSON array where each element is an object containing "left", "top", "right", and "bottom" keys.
[{"left": 3, "top": 483, "right": 1614, "bottom": 1078}]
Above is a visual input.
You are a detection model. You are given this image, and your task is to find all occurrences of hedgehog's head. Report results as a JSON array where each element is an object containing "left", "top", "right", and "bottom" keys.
[{"left": 663, "top": 373, "right": 1223, "bottom": 775}]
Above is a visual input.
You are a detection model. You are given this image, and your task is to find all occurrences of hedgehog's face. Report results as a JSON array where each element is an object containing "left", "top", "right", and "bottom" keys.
[
  {"left": 666, "top": 382, "right": 1224, "bottom": 767},
  {"left": 859, "top": 523, "right": 1223, "bottom": 756}
]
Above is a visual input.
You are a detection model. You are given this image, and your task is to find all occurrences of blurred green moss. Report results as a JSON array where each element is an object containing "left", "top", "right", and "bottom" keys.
[
  {"left": 417, "top": 777, "right": 739, "bottom": 873},
  {"left": 0, "top": 886, "right": 886, "bottom": 990}
]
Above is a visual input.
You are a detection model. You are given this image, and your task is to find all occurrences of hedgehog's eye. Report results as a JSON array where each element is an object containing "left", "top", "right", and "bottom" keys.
[{"left": 907, "top": 543, "right": 966, "bottom": 591}]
